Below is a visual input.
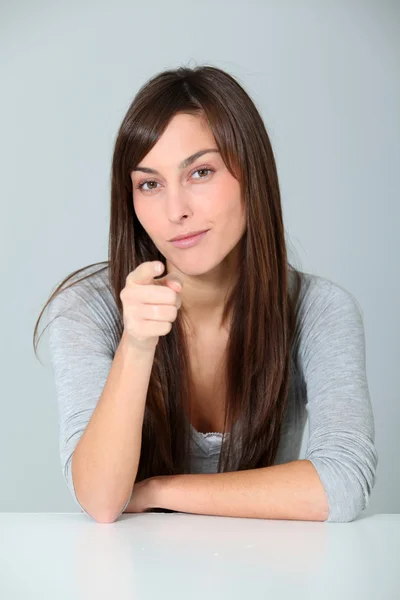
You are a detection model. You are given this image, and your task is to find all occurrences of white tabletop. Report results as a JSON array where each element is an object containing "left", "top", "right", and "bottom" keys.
[{"left": 0, "top": 512, "right": 399, "bottom": 599}]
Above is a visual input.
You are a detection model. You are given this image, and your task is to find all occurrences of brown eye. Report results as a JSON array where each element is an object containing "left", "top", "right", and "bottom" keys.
[
  {"left": 135, "top": 166, "right": 215, "bottom": 194},
  {"left": 190, "top": 167, "right": 215, "bottom": 180},
  {"left": 136, "top": 180, "right": 159, "bottom": 192}
]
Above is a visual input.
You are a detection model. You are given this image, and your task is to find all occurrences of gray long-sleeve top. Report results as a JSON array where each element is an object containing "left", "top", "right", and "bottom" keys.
[{"left": 47, "top": 265, "right": 378, "bottom": 522}]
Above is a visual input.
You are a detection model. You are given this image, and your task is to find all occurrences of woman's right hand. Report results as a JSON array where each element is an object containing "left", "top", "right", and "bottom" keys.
[{"left": 120, "top": 261, "right": 183, "bottom": 351}]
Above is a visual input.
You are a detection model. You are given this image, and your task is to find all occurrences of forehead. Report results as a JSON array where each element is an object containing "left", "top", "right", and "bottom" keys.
[
  {"left": 132, "top": 114, "right": 219, "bottom": 176},
  {"left": 146, "top": 113, "right": 214, "bottom": 153}
]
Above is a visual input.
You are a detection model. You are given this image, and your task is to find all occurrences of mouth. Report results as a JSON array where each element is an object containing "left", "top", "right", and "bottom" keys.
[
  {"left": 169, "top": 229, "right": 209, "bottom": 249},
  {"left": 169, "top": 229, "right": 209, "bottom": 242}
]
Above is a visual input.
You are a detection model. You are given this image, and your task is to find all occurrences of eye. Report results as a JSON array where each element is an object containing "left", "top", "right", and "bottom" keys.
[
  {"left": 191, "top": 166, "right": 215, "bottom": 180},
  {"left": 135, "top": 165, "right": 215, "bottom": 194},
  {"left": 135, "top": 180, "right": 160, "bottom": 193}
]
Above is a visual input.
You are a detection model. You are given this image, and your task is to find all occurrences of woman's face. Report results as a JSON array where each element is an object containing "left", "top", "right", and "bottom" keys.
[{"left": 130, "top": 112, "right": 246, "bottom": 278}]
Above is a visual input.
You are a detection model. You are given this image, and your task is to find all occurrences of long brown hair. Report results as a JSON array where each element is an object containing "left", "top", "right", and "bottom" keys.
[{"left": 33, "top": 64, "right": 303, "bottom": 482}]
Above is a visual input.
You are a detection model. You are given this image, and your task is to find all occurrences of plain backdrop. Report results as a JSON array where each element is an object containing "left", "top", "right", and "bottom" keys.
[{"left": 0, "top": 0, "right": 398, "bottom": 516}]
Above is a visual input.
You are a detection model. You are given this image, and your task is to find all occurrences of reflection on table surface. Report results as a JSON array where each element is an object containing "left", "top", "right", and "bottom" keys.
[{"left": 0, "top": 513, "right": 399, "bottom": 599}]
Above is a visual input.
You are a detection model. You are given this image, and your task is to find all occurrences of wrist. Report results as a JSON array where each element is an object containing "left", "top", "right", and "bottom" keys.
[{"left": 148, "top": 475, "right": 163, "bottom": 506}]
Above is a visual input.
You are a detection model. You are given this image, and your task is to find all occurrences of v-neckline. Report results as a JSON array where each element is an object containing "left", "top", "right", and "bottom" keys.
[{"left": 189, "top": 422, "right": 228, "bottom": 437}]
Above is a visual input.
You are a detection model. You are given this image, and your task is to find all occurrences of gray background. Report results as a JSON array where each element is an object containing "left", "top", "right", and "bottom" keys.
[{"left": 0, "top": 0, "right": 398, "bottom": 516}]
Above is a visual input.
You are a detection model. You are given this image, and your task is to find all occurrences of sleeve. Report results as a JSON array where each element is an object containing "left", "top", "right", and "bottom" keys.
[
  {"left": 299, "top": 280, "right": 378, "bottom": 523},
  {"left": 47, "top": 284, "right": 132, "bottom": 519}
]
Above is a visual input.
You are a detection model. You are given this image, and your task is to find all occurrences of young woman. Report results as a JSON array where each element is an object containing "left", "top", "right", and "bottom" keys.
[{"left": 33, "top": 65, "right": 378, "bottom": 524}]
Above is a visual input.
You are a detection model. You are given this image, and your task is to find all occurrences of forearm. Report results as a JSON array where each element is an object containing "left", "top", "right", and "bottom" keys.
[
  {"left": 154, "top": 459, "right": 330, "bottom": 521},
  {"left": 72, "top": 332, "right": 155, "bottom": 522}
]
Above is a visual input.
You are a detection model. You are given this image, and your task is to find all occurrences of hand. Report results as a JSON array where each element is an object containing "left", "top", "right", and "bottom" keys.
[
  {"left": 123, "top": 476, "right": 161, "bottom": 514},
  {"left": 120, "top": 261, "right": 183, "bottom": 351}
]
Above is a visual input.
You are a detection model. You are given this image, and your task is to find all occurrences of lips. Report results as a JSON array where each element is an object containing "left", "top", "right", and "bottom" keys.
[
  {"left": 170, "top": 229, "right": 209, "bottom": 248},
  {"left": 169, "top": 229, "right": 209, "bottom": 242}
]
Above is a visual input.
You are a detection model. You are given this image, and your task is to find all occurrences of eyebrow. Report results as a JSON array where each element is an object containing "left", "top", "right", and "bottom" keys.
[{"left": 132, "top": 148, "right": 220, "bottom": 175}]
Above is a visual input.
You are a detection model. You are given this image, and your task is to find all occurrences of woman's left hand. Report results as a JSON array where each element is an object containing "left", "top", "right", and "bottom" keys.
[{"left": 123, "top": 476, "right": 162, "bottom": 514}]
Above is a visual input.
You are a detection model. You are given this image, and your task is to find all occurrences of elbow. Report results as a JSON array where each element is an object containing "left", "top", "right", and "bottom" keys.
[
  {"left": 307, "top": 447, "right": 378, "bottom": 523},
  {"left": 77, "top": 496, "right": 129, "bottom": 524},
  {"left": 93, "top": 512, "right": 120, "bottom": 524},
  {"left": 65, "top": 455, "right": 129, "bottom": 523},
  {"left": 95, "top": 501, "right": 130, "bottom": 523},
  {"left": 74, "top": 495, "right": 117, "bottom": 524},
  {"left": 84, "top": 489, "right": 133, "bottom": 523},
  {"left": 325, "top": 487, "right": 370, "bottom": 523},
  {"left": 99, "top": 490, "right": 133, "bottom": 523},
  {"left": 76, "top": 500, "right": 126, "bottom": 524}
]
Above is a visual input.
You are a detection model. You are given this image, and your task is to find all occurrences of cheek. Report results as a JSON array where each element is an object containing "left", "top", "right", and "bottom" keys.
[
  {"left": 213, "top": 184, "right": 243, "bottom": 223},
  {"left": 133, "top": 197, "right": 150, "bottom": 224},
  {"left": 136, "top": 207, "right": 163, "bottom": 238},
  {"left": 134, "top": 202, "right": 151, "bottom": 233}
]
